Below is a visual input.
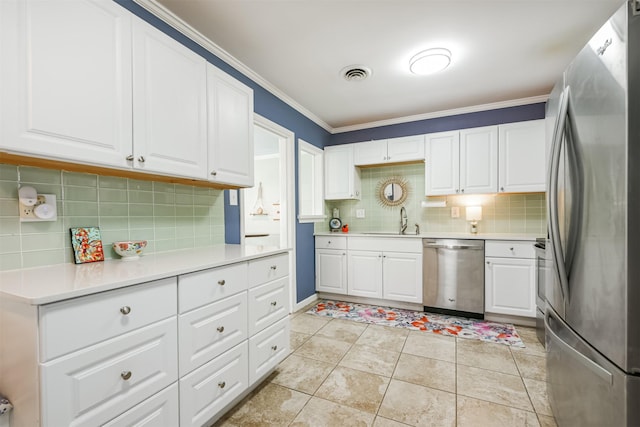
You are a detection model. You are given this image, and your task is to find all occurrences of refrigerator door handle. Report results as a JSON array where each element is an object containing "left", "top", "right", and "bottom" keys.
[
  {"left": 545, "top": 309, "right": 613, "bottom": 385},
  {"left": 547, "top": 85, "right": 571, "bottom": 302}
]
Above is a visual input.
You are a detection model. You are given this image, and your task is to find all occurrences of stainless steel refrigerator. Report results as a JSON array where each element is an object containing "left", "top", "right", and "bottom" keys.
[{"left": 545, "top": 2, "right": 640, "bottom": 426}]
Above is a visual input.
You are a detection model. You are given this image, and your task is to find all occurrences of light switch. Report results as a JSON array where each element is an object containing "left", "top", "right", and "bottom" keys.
[
  {"left": 228, "top": 190, "right": 238, "bottom": 206},
  {"left": 356, "top": 209, "right": 365, "bottom": 218},
  {"left": 451, "top": 207, "right": 460, "bottom": 218}
]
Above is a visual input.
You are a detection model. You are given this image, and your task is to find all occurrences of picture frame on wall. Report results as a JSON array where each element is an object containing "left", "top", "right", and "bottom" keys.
[{"left": 70, "top": 226, "right": 105, "bottom": 264}]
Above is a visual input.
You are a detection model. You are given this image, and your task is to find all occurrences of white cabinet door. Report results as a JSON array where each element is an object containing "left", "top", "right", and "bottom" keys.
[
  {"left": 104, "top": 383, "right": 179, "bottom": 427},
  {"left": 132, "top": 18, "right": 207, "bottom": 179},
  {"left": 386, "top": 135, "right": 425, "bottom": 163},
  {"left": 1, "top": 0, "right": 132, "bottom": 167},
  {"left": 324, "top": 145, "right": 361, "bottom": 200},
  {"left": 382, "top": 252, "right": 422, "bottom": 303},
  {"left": 498, "top": 120, "right": 546, "bottom": 193},
  {"left": 315, "top": 249, "right": 347, "bottom": 294},
  {"left": 207, "top": 64, "right": 254, "bottom": 187},
  {"left": 248, "top": 317, "right": 289, "bottom": 384},
  {"left": 460, "top": 125, "right": 498, "bottom": 194},
  {"left": 347, "top": 250, "right": 383, "bottom": 298},
  {"left": 353, "top": 140, "right": 387, "bottom": 165},
  {"left": 485, "top": 257, "right": 536, "bottom": 317},
  {"left": 425, "top": 131, "right": 460, "bottom": 196}
]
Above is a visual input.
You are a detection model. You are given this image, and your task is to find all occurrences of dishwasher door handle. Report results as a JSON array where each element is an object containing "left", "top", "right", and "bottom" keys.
[{"left": 423, "top": 243, "right": 483, "bottom": 250}]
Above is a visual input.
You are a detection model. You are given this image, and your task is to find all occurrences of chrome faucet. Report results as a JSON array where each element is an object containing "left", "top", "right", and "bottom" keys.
[
  {"left": 400, "top": 206, "right": 408, "bottom": 235},
  {"left": 415, "top": 223, "right": 420, "bottom": 235}
]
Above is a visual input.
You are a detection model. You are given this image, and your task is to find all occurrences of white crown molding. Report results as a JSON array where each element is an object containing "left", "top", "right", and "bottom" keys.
[
  {"left": 133, "top": 0, "right": 333, "bottom": 133},
  {"left": 331, "top": 94, "right": 550, "bottom": 134}
]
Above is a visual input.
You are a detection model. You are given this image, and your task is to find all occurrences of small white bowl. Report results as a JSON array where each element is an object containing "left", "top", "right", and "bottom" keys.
[{"left": 112, "top": 241, "right": 147, "bottom": 260}]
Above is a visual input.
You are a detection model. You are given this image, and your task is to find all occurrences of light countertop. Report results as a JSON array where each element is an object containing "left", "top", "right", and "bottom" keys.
[
  {"left": 314, "top": 232, "right": 543, "bottom": 241},
  {"left": 0, "top": 245, "right": 289, "bottom": 306}
]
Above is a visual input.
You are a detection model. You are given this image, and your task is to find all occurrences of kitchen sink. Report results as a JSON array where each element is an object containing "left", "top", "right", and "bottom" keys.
[{"left": 362, "top": 232, "right": 402, "bottom": 235}]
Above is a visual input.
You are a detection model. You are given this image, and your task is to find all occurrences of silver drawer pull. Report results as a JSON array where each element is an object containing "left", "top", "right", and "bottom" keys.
[
  {"left": 270, "top": 301, "right": 277, "bottom": 306},
  {"left": 510, "top": 247, "right": 514, "bottom": 251},
  {"left": 125, "top": 154, "right": 134, "bottom": 161},
  {"left": 271, "top": 345, "right": 278, "bottom": 351},
  {"left": 137, "top": 156, "right": 145, "bottom": 163},
  {"left": 270, "top": 265, "right": 277, "bottom": 270},
  {"left": 218, "top": 381, "right": 226, "bottom": 389},
  {"left": 217, "top": 326, "right": 225, "bottom": 333},
  {"left": 121, "top": 371, "right": 132, "bottom": 380},
  {"left": 120, "top": 306, "right": 131, "bottom": 315},
  {"left": 218, "top": 279, "right": 226, "bottom": 286}
]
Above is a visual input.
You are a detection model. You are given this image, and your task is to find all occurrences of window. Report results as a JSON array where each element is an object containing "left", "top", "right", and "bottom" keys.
[{"left": 297, "top": 139, "right": 325, "bottom": 223}]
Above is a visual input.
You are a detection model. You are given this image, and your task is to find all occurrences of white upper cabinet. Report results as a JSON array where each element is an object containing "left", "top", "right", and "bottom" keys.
[
  {"left": 1, "top": 0, "right": 133, "bottom": 167},
  {"left": 132, "top": 18, "right": 208, "bottom": 179},
  {"left": 425, "top": 131, "right": 460, "bottom": 196},
  {"left": 354, "top": 135, "right": 425, "bottom": 166},
  {"left": 459, "top": 125, "right": 498, "bottom": 194},
  {"left": 207, "top": 65, "right": 254, "bottom": 187},
  {"left": 498, "top": 119, "right": 546, "bottom": 193},
  {"left": 324, "top": 145, "right": 361, "bottom": 200}
]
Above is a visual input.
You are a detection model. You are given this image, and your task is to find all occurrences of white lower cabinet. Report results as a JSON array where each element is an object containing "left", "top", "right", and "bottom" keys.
[
  {"left": 104, "top": 383, "right": 179, "bottom": 427},
  {"left": 248, "top": 317, "right": 290, "bottom": 384},
  {"left": 382, "top": 252, "right": 422, "bottom": 303},
  {"left": 315, "top": 236, "right": 348, "bottom": 295},
  {"left": 485, "top": 241, "right": 537, "bottom": 318},
  {"left": 348, "top": 250, "right": 383, "bottom": 298}
]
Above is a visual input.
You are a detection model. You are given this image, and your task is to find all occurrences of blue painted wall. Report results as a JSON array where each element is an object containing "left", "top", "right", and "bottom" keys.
[{"left": 113, "top": 1, "right": 545, "bottom": 304}]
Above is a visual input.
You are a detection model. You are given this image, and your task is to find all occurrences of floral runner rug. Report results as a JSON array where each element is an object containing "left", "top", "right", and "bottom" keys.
[{"left": 307, "top": 300, "right": 525, "bottom": 347}]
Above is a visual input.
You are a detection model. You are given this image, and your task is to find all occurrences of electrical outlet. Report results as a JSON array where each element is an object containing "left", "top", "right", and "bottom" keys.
[
  {"left": 19, "top": 194, "right": 57, "bottom": 222},
  {"left": 451, "top": 206, "right": 460, "bottom": 218},
  {"left": 356, "top": 209, "right": 365, "bottom": 218}
]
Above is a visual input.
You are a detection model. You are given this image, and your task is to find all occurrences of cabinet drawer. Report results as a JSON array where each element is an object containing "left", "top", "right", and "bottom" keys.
[
  {"left": 348, "top": 236, "right": 422, "bottom": 253},
  {"left": 179, "top": 292, "right": 248, "bottom": 376},
  {"left": 180, "top": 342, "right": 248, "bottom": 427},
  {"left": 315, "top": 235, "right": 347, "bottom": 250},
  {"left": 248, "top": 277, "right": 289, "bottom": 336},
  {"left": 41, "top": 318, "right": 178, "bottom": 427},
  {"left": 103, "top": 383, "right": 179, "bottom": 427},
  {"left": 248, "top": 317, "right": 289, "bottom": 384},
  {"left": 39, "top": 278, "right": 177, "bottom": 362},
  {"left": 485, "top": 240, "right": 535, "bottom": 259},
  {"left": 179, "top": 262, "right": 247, "bottom": 313},
  {"left": 248, "top": 253, "right": 289, "bottom": 287}
]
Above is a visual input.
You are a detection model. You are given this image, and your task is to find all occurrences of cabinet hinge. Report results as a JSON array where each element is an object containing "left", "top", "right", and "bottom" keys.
[{"left": 633, "top": 0, "right": 640, "bottom": 16}]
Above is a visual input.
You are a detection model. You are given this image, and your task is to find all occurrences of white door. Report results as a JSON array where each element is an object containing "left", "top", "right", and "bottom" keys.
[
  {"left": 1, "top": 0, "right": 132, "bottom": 167},
  {"left": 498, "top": 120, "right": 546, "bottom": 193},
  {"left": 382, "top": 252, "right": 422, "bottom": 303},
  {"left": 353, "top": 140, "right": 387, "bottom": 165},
  {"left": 132, "top": 18, "right": 207, "bottom": 179},
  {"left": 386, "top": 135, "right": 425, "bottom": 163},
  {"left": 485, "top": 257, "right": 536, "bottom": 317},
  {"left": 208, "top": 65, "right": 254, "bottom": 187},
  {"left": 315, "top": 249, "right": 347, "bottom": 294},
  {"left": 425, "top": 131, "right": 459, "bottom": 196},
  {"left": 460, "top": 125, "right": 498, "bottom": 194},
  {"left": 348, "top": 250, "right": 383, "bottom": 298}
]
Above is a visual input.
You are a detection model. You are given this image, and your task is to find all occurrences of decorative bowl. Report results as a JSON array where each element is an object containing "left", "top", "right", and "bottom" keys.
[{"left": 112, "top": 240, "right": 147, "bottom": 260}]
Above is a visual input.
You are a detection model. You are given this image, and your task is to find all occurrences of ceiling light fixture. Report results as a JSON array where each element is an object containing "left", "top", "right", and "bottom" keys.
[{"left": 409, "top": 48, "right": 452, "bottom": 75}]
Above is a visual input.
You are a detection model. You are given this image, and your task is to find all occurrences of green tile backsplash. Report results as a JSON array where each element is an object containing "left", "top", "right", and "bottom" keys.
[
  {"left": 0, "top": 164, "right": 225, "bottom": 271},
  {"left": 319, "top": 163, "right": 546, "bottom": 235}
]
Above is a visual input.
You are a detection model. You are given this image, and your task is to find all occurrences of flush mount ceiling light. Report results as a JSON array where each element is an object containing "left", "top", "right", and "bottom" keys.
[{"left": 409, "top": 48, "right": 452, "bottom": 75}]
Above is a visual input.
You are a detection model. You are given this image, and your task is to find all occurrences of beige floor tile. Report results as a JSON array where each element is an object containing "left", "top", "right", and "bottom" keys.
[
  {"left": 290, "top": 313, "right": 331, "bottom": 335},
  {"left": 402, "top": 331, "right": 456, "bottom": 362},
  {"left": 315, "top": 366, "right": 390, "bottom": 414},
  {"left": 270, "top": 354, "right": 335, "bottom": 394},
  {"left": 513, "top": 352, "right": 546, "bottom": 381},
  {"left": 513, "top": 327, "right": 546, "bottom": 357},
  {"left": 316, "top": 318, "right": 368, "bottom": 343},
  {"left": 355, "top": 325, "right": 409, "bottom": 352},
  {"left": 293, "top": 335, "right": 352, "bottom": 363},
  {"left": 378, "top": 379, "right": 456, "bottom": 427},
  {"left": 373, "top": 416, "right": 412, "bottom": 426},
  {"left": 537, "top": 414, "right": 558, "bottom": 427},
  {"left": 216, "top": 382, "right": 310, "bottom": 426},
  {"left": 457, "top": 364, "right": 533, "bottom": 412},
  {"left": 290, "top": 331, "right": 312, "bottom": 352},
  {"left": 290, "top": 396, "right": 375, "bottom": 427},
  {"left": 523, "top": 377, "right": 553, "bottom": 416},
  {"left": 340, "top": 344, "right": 400, "bottom": 377},
  {"left": 457, "top": 338, "right": 519, "bottom": 375},
  {"left": 393, "top": 353, "right": 455, "bottom": 393},
  {"left": 457, "top": 395, "right": 540, "bottom": 427}
]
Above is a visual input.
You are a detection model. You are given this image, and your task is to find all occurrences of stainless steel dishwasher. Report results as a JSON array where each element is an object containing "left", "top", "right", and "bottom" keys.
[{"left": 422, "top": 239, "right": 485, "bottom": 318}]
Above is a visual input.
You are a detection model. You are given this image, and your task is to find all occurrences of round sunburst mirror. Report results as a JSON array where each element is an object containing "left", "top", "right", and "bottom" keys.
[{"left": 376, "top": 176, "right": 409, "bottom": 208}]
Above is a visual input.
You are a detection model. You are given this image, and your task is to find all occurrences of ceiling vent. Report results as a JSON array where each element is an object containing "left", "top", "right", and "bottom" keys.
[{"left": 341, "top": 65, "right": 372, "bottom": 82}]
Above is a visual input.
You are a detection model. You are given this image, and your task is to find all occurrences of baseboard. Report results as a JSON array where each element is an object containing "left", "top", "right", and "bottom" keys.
[
  {"left": 484, "top": 312, "right": 536, "bottom": 327},
  {"left": 316, "top": 293, "right": 424, "bottom": 312},
  {"left": 293, "top": 293, "right": 319, "bottom": 313}
]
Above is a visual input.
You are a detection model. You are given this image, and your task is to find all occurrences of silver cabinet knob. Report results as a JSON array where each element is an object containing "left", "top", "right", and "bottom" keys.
[
  {"left": 510, "top": 247, "right": 514, "bottom": 251},
  {"left": 271, "top": 345, "right": 278, "bottom": 351},
  {"left": 125, "top": 154, "right": 134, "bottom": 161},
  {"left": 456, "top": 189, "right": 459, "bottom": 193},
  {"left": 211, "top": 171, "right": 217, "bottom": 176},
  {"left": 270, "top": 301, "right": 277, "bottom": 306},
  {"left": 218, "top": 279, "right": 225, "bottom": 286},
  {"left": 120, "top": 306, "right": 131, "bottom": 315},
  {"left": 486, "top": 261, "right": 491, "bottom": 265},
  {"left": 448, "top": 298, "right": 455, "bottom": 302},
  {"left": 137, "top": 156, "right": 145, "bottom": 163},
  {"left": 270, "top": 265, "right": 277, "bottom": 270},
  {"left": 121, "top": 371, "right": 132, "bottom": 380},
  {"left": 217, "top": 326, "right": 225, "bottom": 333},
  {"left": 218, "top": 381, "right": 226, "bottom": 389},
  {"left": 461, "top": 189, "right": 465, "bottom": 193},
  {"left": 501, "top": 187, "right": 505, "bottom": 192}
]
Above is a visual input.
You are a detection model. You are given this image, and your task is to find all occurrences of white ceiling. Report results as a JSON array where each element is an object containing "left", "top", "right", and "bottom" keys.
[{"left": 148, "top": 0, "right": 623, "bottom": 132}]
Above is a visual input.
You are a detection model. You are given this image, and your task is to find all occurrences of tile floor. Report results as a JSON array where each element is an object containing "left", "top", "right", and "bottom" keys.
[{"left": 215, "top": 306, "right": 557, "bottom": 427}]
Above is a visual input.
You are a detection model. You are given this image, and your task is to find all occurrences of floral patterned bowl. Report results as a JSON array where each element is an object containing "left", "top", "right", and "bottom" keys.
[{"left": 112, "top": 240, "right": 147, "bottom": 260}]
